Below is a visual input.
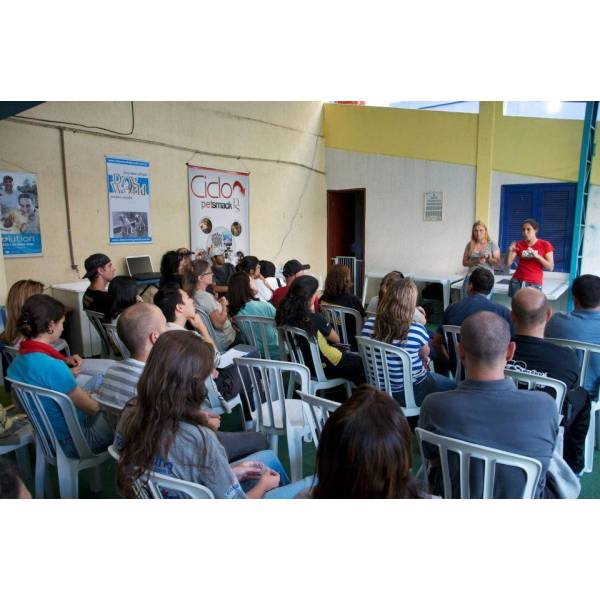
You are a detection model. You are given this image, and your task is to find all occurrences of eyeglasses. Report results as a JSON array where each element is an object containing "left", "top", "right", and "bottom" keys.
[{"left": 201, "top": 271, "right": 213, "bottom": 276}]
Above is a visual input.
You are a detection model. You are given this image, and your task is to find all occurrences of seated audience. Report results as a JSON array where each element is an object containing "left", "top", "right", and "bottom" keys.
[
  {"left": 210, "top": 247, "right": 235, "bottom": 295},
  {"left": 115, "top": 331, "right": 311, "bottom": 498},
  {"left": 82, "top": 253, "right": 116, "bottom": 314},
  {"left": 159, "top": 250, "right": 189, "bottom": 287},
  {"left": 259, "top": 260, "right": 284, "bottom": 290},
  {"left": 176, "top": 247, "right": 194, "bottom": 271},
  {"left": 306, "top": 385, "right": 427, "bottom": 499},
  {"left": 183, "top": 259, "right": 236, "bottom": 350},
  {"left": 320, "top": 264, "right": 366, "bottom": 351},
  {"left": 511, "top": 287, "right": 590, "bottom": 474},
  {"left": 227, "top": 271, "right": 280, "bottom": 359},
  {"left": 431, "top": 267, "right": 512, "bottom": 375},
  {"left": 99, "top": 303, "right": 268, "bottom": 461},
  {"left": 419, "top": 311, "right": 559, "bottom": 498},
  {"left": 0, "top": 457, "right": 31, "bottom": 499},
  {"left": 270, "top": 259, "right": 310, "bottom": 309},
  {"left": 546, "top": 274, "right": 600, "bottom": 398},
  {"left": 237, "top": 256, "right": 273, "bottom": 301},
  {"left": 104, "top": 275, "right": 142, "bottom": 323},
  {"left": 276, "top": 275, "right": 365, "bottom": 386},
  {"left": 361, "top": 278, "right": 454, "bottom": 406},
  {"left": 366, "top": 270, "right": 426, "bottom": 324},
  {"left": 1, "top": 279, "right": 44, "bottom": 346},
  {"left": 7, "top": 295, "right": 113, "bottom": 458}
]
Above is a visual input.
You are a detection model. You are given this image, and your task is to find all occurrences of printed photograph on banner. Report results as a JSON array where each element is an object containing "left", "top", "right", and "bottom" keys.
[
  {"left": 106, "top": 156, "right": 152, "bottom": 244},
  {"left": 0, "top": 171, "right": 42, "bottom": 257},
  {"left": 188, "top": 165, "right": 249, "bottom": 264}
]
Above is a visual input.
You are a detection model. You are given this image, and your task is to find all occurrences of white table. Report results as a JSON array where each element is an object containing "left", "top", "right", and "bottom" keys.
[
  {"left": 51, "top": 281, "right": 104, "bottom": 357},
  {"left": 362, "top": 271, "right": 465, "bottom": 310}
]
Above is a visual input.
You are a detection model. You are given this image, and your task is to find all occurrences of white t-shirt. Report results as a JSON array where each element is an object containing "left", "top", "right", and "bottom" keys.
[{"left": 253, "top": 278, "right": 273, "bottom": 302}]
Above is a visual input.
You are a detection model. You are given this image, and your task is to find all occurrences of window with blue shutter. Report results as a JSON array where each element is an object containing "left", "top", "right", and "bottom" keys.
[{"left": 499, "top": 183, "right": 575, "bottom": 273}]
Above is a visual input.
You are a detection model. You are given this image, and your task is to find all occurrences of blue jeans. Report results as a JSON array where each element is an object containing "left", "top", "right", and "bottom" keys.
[
  {"left": 231, "top": 449, "right": 313, "bottom": 499},
  {"left": 392, "top": 372, "right": 456, "bottom": 407},
  {"left": 508, "top": 278, "right": 542, "bottom": 298}
]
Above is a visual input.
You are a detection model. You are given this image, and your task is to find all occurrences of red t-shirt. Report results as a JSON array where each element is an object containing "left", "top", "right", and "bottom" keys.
[
  {"left": 513, "top": 239, "right": 554, "bottom": 285},
  {"left": 270, "top": 285, "right": 320, "bottom": 311}
]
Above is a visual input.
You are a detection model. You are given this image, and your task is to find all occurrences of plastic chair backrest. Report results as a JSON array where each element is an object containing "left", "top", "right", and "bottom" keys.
[
  {"left": 297, "top": 391, "right": 340, "bottom": 449},
  {"left": 85, "top": 310, "right": 113, "bottom": 358},
  {"left": 415, "top": 427, "right": 542, "bottom": 499},
  {"left": 320, "top": 303, "right": 363, "bottom": 347},
  {"left": 355, "top": 335, "right": 419, "bottom": 417},
  {"left": 7, "top": 378, "right": 99, "bottom": 461},
  {"left": 107, "top": 444, "right": 214, "bottom": 499},
  {"left": 504, "top": 369, "right": 566, "bottom": 415},
  {"left": 234, "top": 315, "right": 277, "bottom": 359},
  {"left": 105, "top": 322, "right": 131, "bottom": 359},
  {"left": 196, "top": 308, "right": 226, "bottom": 352},
  {"left": 235, "top": 356, "right": 310, "bottom": 436},
  {"left": 442, "top": 324, "right": 463, "bottom": 381},
  {"left": 278, "top": 325, "right": 328, "bottom": 382},
  {"left": 545, "top": 337, "right": 600, "bottom": 391}
]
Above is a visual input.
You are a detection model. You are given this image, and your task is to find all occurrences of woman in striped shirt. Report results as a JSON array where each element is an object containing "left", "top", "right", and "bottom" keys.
[{"left": 361, "top": 278, "right": 454, "bottom": 406}]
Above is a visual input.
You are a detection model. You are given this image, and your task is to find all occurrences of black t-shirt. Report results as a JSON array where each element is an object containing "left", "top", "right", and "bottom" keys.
[
  {"left": 82, "top": 288, "right": 110, "bottom": 314},
  {"left": 213, "top": 263, "right": 235, "bottom": 287},
  {"left": 512, "top": 334, "right": 580, "bottom": 389}
]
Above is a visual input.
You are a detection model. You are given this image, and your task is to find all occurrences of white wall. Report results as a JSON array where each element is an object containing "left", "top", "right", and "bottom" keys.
[{"left": 325, "top": 148, "right": 476, "bottom": 276}]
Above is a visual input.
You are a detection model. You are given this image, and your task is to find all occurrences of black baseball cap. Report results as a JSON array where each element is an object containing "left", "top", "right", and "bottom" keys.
[
  {"left": 83, "top": 253, "right": 111, "bottom": 280},
  {"left": 282, "top": 259, "right": 310, "bottom": 277}
]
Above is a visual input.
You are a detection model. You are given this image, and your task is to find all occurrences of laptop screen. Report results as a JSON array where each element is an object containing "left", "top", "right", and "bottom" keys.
[{"left": 126, "top": 256, "right": 153, "bottom": 276}]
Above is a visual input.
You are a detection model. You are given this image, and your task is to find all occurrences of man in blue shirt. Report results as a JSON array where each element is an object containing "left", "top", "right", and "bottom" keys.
[
  {"left": 545, "top": 274, "right": 600, "bottom": 398},
  {"left": 431, "top": 267, "right": 512, "bottom": 375}
]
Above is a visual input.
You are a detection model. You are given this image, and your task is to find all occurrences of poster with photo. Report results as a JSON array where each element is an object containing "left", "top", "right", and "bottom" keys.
[
  {"left": 106, "top": 156, "right": 152, "bottom": 244},
  {"left": 0, "top": 171, "right": 42, "bottom": 257},
  {"left": 188, "top": 165, "right": 249, "bottom": 264}
]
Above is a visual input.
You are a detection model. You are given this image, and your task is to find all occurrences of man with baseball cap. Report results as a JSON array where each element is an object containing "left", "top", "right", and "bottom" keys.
[
  {"left": 210, "top": 246, "right": 235, "bottom": 295},
  {"left": 82, "top": 253, "right": 116, "bottom": 313},
  {"left": 270, "top": 259, "right": 311, "bottom": 309}
]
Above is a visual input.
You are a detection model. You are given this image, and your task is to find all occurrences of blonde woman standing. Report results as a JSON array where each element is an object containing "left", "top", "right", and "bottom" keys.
[{"left": 462, "top": 221, "right": 500, "bottom": 296}]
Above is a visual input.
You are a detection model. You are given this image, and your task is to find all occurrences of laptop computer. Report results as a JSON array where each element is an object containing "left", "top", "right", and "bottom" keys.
[{"left": 125, "top": 255, "right": 161, "bottom": 281}]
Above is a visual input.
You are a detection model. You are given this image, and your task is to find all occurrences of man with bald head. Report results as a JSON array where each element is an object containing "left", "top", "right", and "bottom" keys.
[
  {"left": 511, "top": 287, "right": 591, "bottom": 474},
  {"left": 419, "top": 311, "right": 559, "bottom": 498}
]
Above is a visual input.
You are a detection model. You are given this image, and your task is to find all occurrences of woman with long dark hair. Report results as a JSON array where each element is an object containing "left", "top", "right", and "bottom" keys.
[
  {"left": 115, "top": 331, "right": 311, "bottom": 499},
  {"left": 310, "top": 385, "right": 426, "bottom": 499},
  {"left": 104, "top": 275, "right": 142, "bottom": 323},
  {"left": 7, "top": 294, "right": 113, "bottom": 457},
  {"left": 227, "top": 271, "right": 280, "bottom": 359},
  {"left": 237, "top": 256, "right": 273, "bottom": 302},
  {"left": 361, "top": 278, "right": 454, "bottom": 406},
  {"left": 276, "top": 275, "right": 365, "bottom": 386},
  {"left": 159, "top": 250, "right": 189, "bottom": 288}
]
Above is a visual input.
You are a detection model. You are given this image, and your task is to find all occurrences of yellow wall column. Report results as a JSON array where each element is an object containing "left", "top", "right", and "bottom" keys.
[{"left": 475, "top": 101, "right": 502, "bottom": 223}]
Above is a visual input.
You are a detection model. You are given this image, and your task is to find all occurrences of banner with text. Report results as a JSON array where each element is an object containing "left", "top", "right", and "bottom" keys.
[
  {"left": 0, "top": 171, "right": 43, "bottom": 257},
  {"left": 106, "top": 156, "right": 152, "bottom": 244},
  {"left": 188, "top": 165, "right": 249, "bottom": 263}
]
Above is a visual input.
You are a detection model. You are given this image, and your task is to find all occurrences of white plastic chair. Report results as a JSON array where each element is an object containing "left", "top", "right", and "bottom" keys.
[
  {"left": 278, "top": 325, "right": 353, "bottom": 399},
  {"left": 355, "top": 335, "right": 420, "bottom": 418},
  {"left": 297, "top": 391, "right": 341, "bottom": 449},
  {"left": 415, "top": 427, "right": 543, "bottom": 499},
  {"left": 441, "top": 324, "right": 463, "bottom": 381},
  {"left": 196, "top": 308, "right": 227, "bottom": 352},
  {"left": 320, "top": 303, "right": 364, "bottom": 348},
  {"left": 202, "top": 375, "right": 245, "bottom": 429},
  {"left": 234, "top": 315, "right": 279, "bottom": 359},
  {"left": 108, "top": 444, "right": 214, "bottom": 499},
  {"left": 503, "top": 369, "right": 566, "bottom": 416},
  {"left": 104, "top": 323, "right": 131, "bottom": 359},
  {"left": 7, "top": 378, "right": 110, "bottom": 498},
  {"left": 85, "top": 310, "right": 118, "bottom": 358},
  {"left": 545, "top": 337, "right": 600, "bottom": 473},
  {"left": 235, "top": 356, "right": 312, "bottom": 482}
]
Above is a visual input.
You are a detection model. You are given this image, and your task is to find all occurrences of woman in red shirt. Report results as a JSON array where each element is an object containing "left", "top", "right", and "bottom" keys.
[{"left": 506, "top": 218, "right": 554, "bottom": 297}]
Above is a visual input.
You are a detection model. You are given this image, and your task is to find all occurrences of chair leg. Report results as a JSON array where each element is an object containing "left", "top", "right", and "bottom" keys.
[
  {"left": 14, "top": 445, "right": 32, "bottom": 482},
  {"left": 57, "top": 454, "right": 79, "bottom": 499},
  {"left": 34, "top": 441, "right": 47, "bottom": 499},
  {"left": 269, "top": 434, "right": 278, "bottom": 454},
  {"left": 89, "top": 465, "right": 102, "bottom": 494},
  {"left": 595, "top": 410, "right": 600, "bottom": 450},
  {"left": 584, "top": 414, "right": 595, "bottom": 474},
  {"left": 287, "top": 429, "right": 303, "bottom": 483}
]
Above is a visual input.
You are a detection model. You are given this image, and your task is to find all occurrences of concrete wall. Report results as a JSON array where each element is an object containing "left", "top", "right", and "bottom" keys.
[{"left": 0, "top": 102, "right": 327, "bottom": 299}]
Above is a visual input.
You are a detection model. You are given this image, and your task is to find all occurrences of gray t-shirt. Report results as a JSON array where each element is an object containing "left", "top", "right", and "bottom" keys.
[
  {"left": 192, "top": 290, "right": 236, "bottom": 349},
  {"left": 465, "top": 240, "right": 499, "bottom": 273},
  {"left": 116, "top": 405, "right": 245, "bottom": 499}
]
